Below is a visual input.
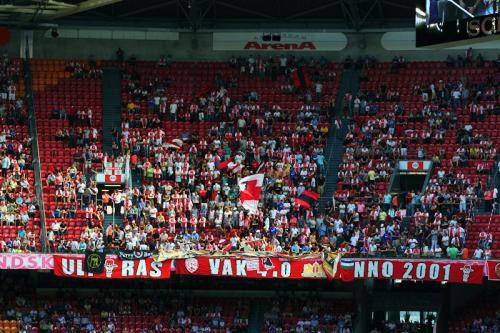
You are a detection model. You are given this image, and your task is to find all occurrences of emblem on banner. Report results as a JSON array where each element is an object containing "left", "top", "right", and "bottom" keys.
[
  {"left": 460, "top": 264, "right": 474, "bottom": 282},
  {"left": 261, "top": 257, "right": 275, "bottom": 270},
  {"left": 495, "top": 263, "right": 500, "bottom": 278},
  {"left": 185, "top": 258, "right": 199, "bottom": 273},
  {"left": 104, "top": 259, "right": 118, "bottom": 278},
  {"left": 301, "top": 262, "right": 327, "bottom": 278}
]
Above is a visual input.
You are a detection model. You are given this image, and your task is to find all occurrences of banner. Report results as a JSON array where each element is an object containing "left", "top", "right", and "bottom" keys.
[
  {"left": 399, "top": 160, "right": 431, "bottom": 171},
  {"left": 84, "top": 251, "right": 106, "bottom": 273},
  {"left": 118, "top": 250, "right": 154, "bottom": 260},
  {"left": 0, "top": 254, "right": 54, "bottom": 270},
  {"left": 53, "top": 255, "right": 171, "bottom": 279},
  {"left": 212, "top": 32, "right": 347, "bottom": 51},
  {"left": 176, "top": 256, "right": 327, "bottom": 279},
  {"left": 486, "top": 260, "right": 500, "bottom": 281},
  {"left": 337, "top": 258, "right": 485, "bottom": 284}
]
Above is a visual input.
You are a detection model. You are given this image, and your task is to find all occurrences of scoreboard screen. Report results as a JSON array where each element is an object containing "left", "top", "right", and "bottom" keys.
[{"left": 416, "top": 0, "right": 500, "bottom": 47}]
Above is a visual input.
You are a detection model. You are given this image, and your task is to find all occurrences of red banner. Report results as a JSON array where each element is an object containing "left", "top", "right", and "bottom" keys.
[
  {"left": 337, "top": 259, "right": 485, "bottom": 284},
  {"left": 53, "top": 255, "right": 171, "bottom": 279},
  {"left": 486, "top": 260, "right": 500, "bottom": 281},
  {"left": 176, "top": 256, "right": 326, "bottom": 279}
]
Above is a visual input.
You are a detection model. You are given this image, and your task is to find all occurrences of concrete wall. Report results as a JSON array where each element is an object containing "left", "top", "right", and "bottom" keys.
[{"left": 4, "top": 27, "right": 500, "bottom": 62}]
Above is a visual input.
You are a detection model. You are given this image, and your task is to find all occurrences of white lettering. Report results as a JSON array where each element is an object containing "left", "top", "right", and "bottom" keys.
[
  {"left": 209, "top": 259, "right": 220, "bottom": 275},
  {"left": 368, "top": 261, "right": 378, "bottom": 278},
  {"left": 236, "top": 260, "right": 247, "bottom": 276},
  {"left": 281, "top": 262, "right": 291, "bottom": 278},
  {"left": 122, "top": 260, "right": 134, "bottom": 277},
  {"left": 381, "top": 261, "right": 393, "bottom": 278},
  {"left": 354, "top": 261, "right": 365, "bottom": 278},
  {"left": 442, "top": 264, "right": 451, "bottom": 281},
  {"left": 150, "top": 261, "right": 162, "bottom": 278},
  {"left": 403, "top": 262, "right": 413, "bottom": 279},
  {"left": 416, "top": 263, "right": 426, "bottom": 279},
  {"left": 136, "top": 260, "right": 147, "bottom": 276},
  {"left": 429, "top": 264, "right": 439, "bottom": 280},
  {"left": 221, "top": 259, "right": 233, "bottom": 276},
  {"left": 76, "top": 259, "right": 85, "bottom": 276},
  {"left": 62, "top": 258, "right": 74, "bottom": 275}
]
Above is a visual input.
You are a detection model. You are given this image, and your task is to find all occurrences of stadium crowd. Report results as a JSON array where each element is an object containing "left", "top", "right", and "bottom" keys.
[
  {"left": 0, "top": 53, "right": 497, "bottom": 260},
  {"left": 263, "top": 297, "right": 353, "bottom": 333},
  {"left": 0, "top": 53, "right": 39, "bottom": 253},
  {"left": 43, "top": 55, "right": 498, "bottom": 259},
  {"left": 0, "top": 278, "right": 250, "bottom": 333}
]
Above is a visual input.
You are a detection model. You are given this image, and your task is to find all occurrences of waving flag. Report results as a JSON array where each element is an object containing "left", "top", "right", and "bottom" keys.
[
  {"left": 218, "top": 158, "right": 244, "bottom": 174},
  {"left": 165, "top": 138, "right": 184, "bottom": 150},
  {"left": 238, "top": 173, "right": 264, "bottom": 214},
  {"left": 295, "top": 191, "right": 320, "bottom": 209},
  {"left": 339, "top": 258, "right": 355, "bottom": 282},
  {"left": 322, "top": 252, "right": 341, "bottom": 280}
]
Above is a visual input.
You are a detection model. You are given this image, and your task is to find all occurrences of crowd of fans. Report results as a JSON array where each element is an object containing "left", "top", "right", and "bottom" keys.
[
  {"left": 52, "top": 55, "right": 336, "bottom": 255},
  {"left": 40, "top": 54, "right": 498, "bottom": 259},
  {"left": 263, "top": 298, "right": 353, "bottom": 333},
  {"left": 0, "top": 278, "right": 249, "bottom": 333},
  {"left": 0, "top": 53, "right": 39, "bottom": 253},
  {"left": 0, "top": 53, "right": 497, "bottom": 259},
  {"left": 332, "top": 53, "right": 499, "bottom": 259},
  {"left": 448, "top": 294, "right": 499, "bottom": 333}
]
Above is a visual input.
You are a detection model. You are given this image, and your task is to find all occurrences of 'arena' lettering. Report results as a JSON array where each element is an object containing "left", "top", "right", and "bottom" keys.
[{"left": 243, "top": 41, "right": 316, "bottom": 50}]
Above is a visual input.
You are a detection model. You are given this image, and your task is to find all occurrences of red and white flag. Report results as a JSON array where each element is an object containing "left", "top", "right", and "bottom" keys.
[
  {"left": 105, "top": 174, "right": 122, "bottom": 183},
  {"left": 165, "top": 138, "right": 183, "bottom": 150},
  {"left": 238, "top": 173, "right": 264, "bottom": 214},
  {"left": 218, "top": 158, "right": 244, "bottom": 174},
  {"left": 407, "top": 161, "right": 424, "bottom": 171}
]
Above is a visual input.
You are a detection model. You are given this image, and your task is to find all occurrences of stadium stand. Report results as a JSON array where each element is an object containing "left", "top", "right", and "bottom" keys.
[
  {"left": 262, "top": 297, "right": 354, "bottom": 333},
  {"left": 68, "top": 56, "right": 342, "bottom": 254},
  {"left": 334, "top": 58, "right": 499, "bottom": 258},
  {"left": 0, "top": 284, "right": 251, "bottom": 333},
  {"left": 31, "top": 59, "right": 104, "bottom": 252},
  {"left": 448, "top": 294, "right": 499, "bottom": 333},
  {"left": 466, "top": 214, "right": 499, "bottom": 258},
  {"left": 0, "top": 54, "right": 39, "bottom": 252},
  {"left": 2, "top": 3, "right": 500, "bottom": 332}
]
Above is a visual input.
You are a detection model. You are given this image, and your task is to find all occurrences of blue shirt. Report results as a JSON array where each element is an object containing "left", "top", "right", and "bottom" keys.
[
  {"left": 318, "top": 225, "right": 327, "bottom": 237},
  {"left": 316, "top": 155, "right": 325, "bottom": 166},
  {"left": 384, "top": 194, "right": 392, "bottom": 204}
]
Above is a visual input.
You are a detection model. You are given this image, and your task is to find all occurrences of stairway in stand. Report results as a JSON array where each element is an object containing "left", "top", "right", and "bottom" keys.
[
  {"left": 102, "top": 68, "right": 122, "bottom": 154},
  {"left": 320, "top": 69, "right": 361, "bottom": 210},
  {"left": 102, "top": 68, "right": 124, "bottom": 228}
]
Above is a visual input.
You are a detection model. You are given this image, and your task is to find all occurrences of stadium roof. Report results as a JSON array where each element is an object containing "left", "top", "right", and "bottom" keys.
[{"left": 1, "top": 0, "right": 415, "bottom": 30}]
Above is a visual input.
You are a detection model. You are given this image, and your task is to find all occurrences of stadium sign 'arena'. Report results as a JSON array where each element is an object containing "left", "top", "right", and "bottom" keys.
[{"left": 243, "top": 41, "right": 317, "bottom": 50}]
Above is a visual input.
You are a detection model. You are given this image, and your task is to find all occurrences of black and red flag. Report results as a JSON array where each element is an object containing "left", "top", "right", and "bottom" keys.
[
  {"left": 291, "top": 67, "right": 312, "bottom": 90},
  {"left": 295, "top": 191, "right": 320, "bottom": 209}
]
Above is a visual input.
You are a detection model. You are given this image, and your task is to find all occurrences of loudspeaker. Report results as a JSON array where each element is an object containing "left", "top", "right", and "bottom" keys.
[
  {"left": 272, "top": 34, "right": 281, "bottom": 41},
  {"left": 262, "top": 33, "right": 271, "bottom": 41}
]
